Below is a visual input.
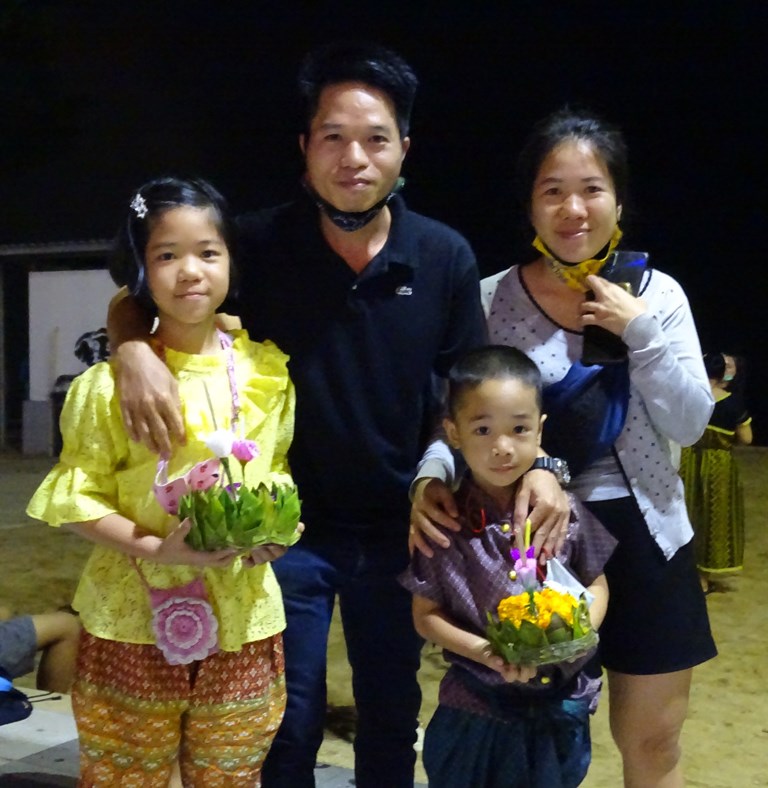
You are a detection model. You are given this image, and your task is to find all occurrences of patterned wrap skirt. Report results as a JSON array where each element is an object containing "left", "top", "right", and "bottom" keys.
[
  {"left": 680, "top": 434, "right": 745, "bottom": 574},
  {"left": 72, "top": 630, "right": 285, "bottom": 787}
]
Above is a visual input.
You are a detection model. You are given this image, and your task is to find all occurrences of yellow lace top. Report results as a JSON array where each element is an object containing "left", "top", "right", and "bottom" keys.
[{"left": 27, "top": 331, "right": 295, "bottom": 651}]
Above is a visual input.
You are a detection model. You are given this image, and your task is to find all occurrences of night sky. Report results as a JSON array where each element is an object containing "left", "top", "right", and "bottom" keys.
[{"left": 2, "top": 0, "right": 766, "bottom": 442}]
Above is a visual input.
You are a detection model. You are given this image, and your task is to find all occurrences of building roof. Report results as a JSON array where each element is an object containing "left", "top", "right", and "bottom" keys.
[{"left": 0, "top": 240, "right": 112, "bottom": 261}]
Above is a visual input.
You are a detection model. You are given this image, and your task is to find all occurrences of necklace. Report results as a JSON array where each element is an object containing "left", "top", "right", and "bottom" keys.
[
  {"left": 151, "top": 330, "right": 240, "bottom": 513},
  {"left": 155, "top": 329, "right": 240, "bottom": 431},
  {"left": 463, "top": 485, "right": 546, "bottom": 583},
  {"left": 209, "top": 330, "right": 240, "bottom": 431}
]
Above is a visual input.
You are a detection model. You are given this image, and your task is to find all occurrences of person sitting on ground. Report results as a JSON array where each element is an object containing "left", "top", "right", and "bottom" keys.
[{"left": 0, "top": 607, "right": 80, "bottom": 694}]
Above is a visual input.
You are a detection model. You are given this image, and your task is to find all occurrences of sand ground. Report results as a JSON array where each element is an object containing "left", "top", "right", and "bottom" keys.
[{"left": 2, "top": 447, "right": 766, "bottom": 786}]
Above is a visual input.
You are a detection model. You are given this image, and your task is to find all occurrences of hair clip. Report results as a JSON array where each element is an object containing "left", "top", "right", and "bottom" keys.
[{"left": 130, "top": 193, "right": 148, "bottom": 218}]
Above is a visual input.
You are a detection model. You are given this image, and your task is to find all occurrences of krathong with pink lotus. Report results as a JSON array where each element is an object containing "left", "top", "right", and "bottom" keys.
[
  {"left": 179, "top": 428, "right": 302, "bottom": 552},
  {"left": 485, "top": 520, "right": 598, "bottom": 666}
]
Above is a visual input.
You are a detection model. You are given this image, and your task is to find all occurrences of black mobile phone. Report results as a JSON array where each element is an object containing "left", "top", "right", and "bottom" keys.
[{"left": 582, "top": 251, "right": 649, "bottom": 366}]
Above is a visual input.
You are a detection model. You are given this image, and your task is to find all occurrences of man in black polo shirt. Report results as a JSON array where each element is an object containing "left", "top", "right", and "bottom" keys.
[{"left": 243, "top": 44, "right": 487, "bottom": 788}]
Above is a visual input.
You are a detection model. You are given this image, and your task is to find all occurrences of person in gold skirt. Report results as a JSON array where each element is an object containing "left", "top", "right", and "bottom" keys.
[{"left": 680, "top": 352, "right": 752, "bottom": 593}]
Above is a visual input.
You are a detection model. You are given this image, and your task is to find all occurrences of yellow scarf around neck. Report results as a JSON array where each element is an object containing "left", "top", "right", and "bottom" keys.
[{"left": 533, "top": 226, "right": 623, "bottom": 291}]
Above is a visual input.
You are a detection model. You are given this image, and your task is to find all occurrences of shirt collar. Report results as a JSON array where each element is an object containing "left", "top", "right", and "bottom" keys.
[
  {"left": 455, "top": 475, "right": 515, "bottom": 533},
  {"left": 373, "top": 194, "right": 418, "bottom": 271},
  {"left": 296, "top": 190, "right": 418, "bottom": 273}
]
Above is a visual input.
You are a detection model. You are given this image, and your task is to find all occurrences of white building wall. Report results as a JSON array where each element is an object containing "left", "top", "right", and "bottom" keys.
[{"left": 24, "top": 270, "right": 117, "bottom": 454}]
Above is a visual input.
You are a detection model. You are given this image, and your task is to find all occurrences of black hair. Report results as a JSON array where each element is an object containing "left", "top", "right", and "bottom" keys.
[
  {"left": 703, "top": 352, "right": 726, "bottom": 381},
  {"left": 110, "top": 176, "right": 237, "bottom": 311},
  {"left": 516, "top": 107, "right": 629, "bottom": 216},
  {"left": 298, "top": 41, "right": 418, "bottom": 138},
  {"left": 447, "top": 345, "right": 543, "bottom": 418}
]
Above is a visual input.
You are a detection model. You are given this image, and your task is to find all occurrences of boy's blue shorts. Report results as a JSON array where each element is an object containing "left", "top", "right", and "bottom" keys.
[{"left": 0, "top": 616, "right": 37, "bottom": 679}]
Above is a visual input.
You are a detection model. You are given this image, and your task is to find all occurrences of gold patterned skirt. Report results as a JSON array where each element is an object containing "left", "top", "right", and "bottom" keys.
[{"left": 680, "top": 432, "right": 744, "bottom": 574}]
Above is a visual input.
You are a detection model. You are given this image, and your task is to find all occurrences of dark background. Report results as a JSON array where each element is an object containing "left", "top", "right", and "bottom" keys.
[{"left": 2, "top": 0, "right": 766, "bottom": 442}]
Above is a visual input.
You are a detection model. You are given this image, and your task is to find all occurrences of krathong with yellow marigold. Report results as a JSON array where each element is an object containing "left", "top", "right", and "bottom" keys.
[{"left": 485, "top": 521, "right": 598, "bottom": 666}]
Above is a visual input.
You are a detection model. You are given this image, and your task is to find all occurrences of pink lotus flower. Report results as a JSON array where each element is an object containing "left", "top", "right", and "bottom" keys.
[
  {"left": 232, "top": 439, "right": 260, "bottom": 463},
  {"left": 511, "top": 544, "right": 538, "bottom": 591},
  {"left": 510, "top": 519, "right": 538, "bottom": 591}
]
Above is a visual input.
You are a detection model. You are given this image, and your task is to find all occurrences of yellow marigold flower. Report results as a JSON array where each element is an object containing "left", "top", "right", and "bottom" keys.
[
  {"left": 538, "top": 588, "right": 575, "bottom": 627},
  {"left": 497, "top": 589, "right": 575, "bottom": 631},
  {"left": 497, "top": 593, "right": 530, "bottom": 627}
]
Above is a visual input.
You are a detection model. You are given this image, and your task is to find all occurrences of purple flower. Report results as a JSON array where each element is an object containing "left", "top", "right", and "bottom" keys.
[
  {"left": 232, "top": 439, "right": 260, "bottom": 463},
  {"left": 151, "top": 597, "right": 219, "bottom": 665}
]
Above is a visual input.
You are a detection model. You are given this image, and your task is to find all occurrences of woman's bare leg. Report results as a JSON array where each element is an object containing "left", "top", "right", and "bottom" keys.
[{"left": 607, "top": 668, "right": 692, "bottom": 787}]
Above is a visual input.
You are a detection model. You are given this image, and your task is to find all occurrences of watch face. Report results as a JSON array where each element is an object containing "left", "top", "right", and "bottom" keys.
[{"left": 532, "top": 457, "right": 570, "bottom": 485}]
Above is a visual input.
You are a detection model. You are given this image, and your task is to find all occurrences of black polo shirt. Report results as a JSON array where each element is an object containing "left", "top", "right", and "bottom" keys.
[{"left": 236, "top": 194, "right": 487, "bottom": 531}]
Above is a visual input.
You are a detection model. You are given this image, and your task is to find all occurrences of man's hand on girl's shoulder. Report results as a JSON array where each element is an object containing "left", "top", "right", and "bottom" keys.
[{"left": 114, "top": 341, "right": 185, "bottom": 456}]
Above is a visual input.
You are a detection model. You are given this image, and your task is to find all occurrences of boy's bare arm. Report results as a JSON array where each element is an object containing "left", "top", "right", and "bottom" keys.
[
  {"left": 411, "top": 595, "right": 535, "bottom": 683},
  {"left": 586, "top": 574, "right": 609, "bottom": 630},
  {"left": 108, "top": 289, "right": 185, "bottom": 455}
]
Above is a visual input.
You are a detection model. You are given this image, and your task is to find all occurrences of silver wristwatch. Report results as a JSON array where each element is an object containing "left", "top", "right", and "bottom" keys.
[{"left": 530, "top": 457, "right": 571, "bottom": 486}]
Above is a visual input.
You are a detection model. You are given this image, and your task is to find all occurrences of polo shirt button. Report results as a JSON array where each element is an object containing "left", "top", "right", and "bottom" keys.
[
  {"left": 351, "top": 284, "right": 358, "bottom": 290},
  {"left": 630, "top": 477, "right": 638, "bottom": 486}
]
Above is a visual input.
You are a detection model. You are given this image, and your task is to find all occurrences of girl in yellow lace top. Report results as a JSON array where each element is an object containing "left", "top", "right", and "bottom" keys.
[{"left": 27, "top": 177, "right": 298, "bottom": 787}]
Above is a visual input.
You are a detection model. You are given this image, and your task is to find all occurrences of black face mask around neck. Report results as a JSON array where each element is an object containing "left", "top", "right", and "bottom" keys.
[{"left": 302, "top": 177, "right": 405, "bottom": 232}]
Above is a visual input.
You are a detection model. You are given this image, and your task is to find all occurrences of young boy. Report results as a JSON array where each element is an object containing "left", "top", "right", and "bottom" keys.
[{"left": 400, "top": 345, "right": 616, "bottom": 788}]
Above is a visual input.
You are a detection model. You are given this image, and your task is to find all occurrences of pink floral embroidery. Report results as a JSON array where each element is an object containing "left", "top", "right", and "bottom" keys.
[{"left": 149, "top": 578, "right": 219, "bottom": 665}]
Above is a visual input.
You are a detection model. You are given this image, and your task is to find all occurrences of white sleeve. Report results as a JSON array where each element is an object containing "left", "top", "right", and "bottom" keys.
[{"left": 623, "top": 273, "right": 713, "bottom": 446}]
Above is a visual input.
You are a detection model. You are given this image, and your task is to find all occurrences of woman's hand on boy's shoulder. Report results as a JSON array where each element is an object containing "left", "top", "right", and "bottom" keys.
[
  {"left": 215, "top": 312, "right": 242, "bottom": 331},
  {"left": 515, "top": 470, "right": 570, "bottom": 564}
]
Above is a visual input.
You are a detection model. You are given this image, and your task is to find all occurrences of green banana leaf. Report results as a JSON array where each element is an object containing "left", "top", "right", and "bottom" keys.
[
  {"left": 485, "top": 593, "right": 597, "bottom": 666},
  {"left": 180, "top": 482, "right": 302, "bottom": 552}
]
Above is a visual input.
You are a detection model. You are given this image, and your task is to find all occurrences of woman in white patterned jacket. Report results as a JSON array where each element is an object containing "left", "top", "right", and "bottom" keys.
[{"left": 410, "top": 108, "right": 716, "bottom": 788}]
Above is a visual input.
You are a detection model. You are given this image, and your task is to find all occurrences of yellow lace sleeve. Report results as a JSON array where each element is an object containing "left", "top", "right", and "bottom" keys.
[
  {"left": 268, "top": 374, "right": 296, "bottom": 488},
  {"left": 232, "top": 334, "right": 296, "bottom": 488},
  {"left": 27, "top": 362, "right": 129, "bottom": 526}
]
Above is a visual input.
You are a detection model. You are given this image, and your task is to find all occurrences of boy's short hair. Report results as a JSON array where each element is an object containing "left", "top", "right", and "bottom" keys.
[
  {"left": 447, "top": 345, "right": 543, "bottom": 417},
  {"left": 298, "top": 41, "right": 418, "bottom": 138}
]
